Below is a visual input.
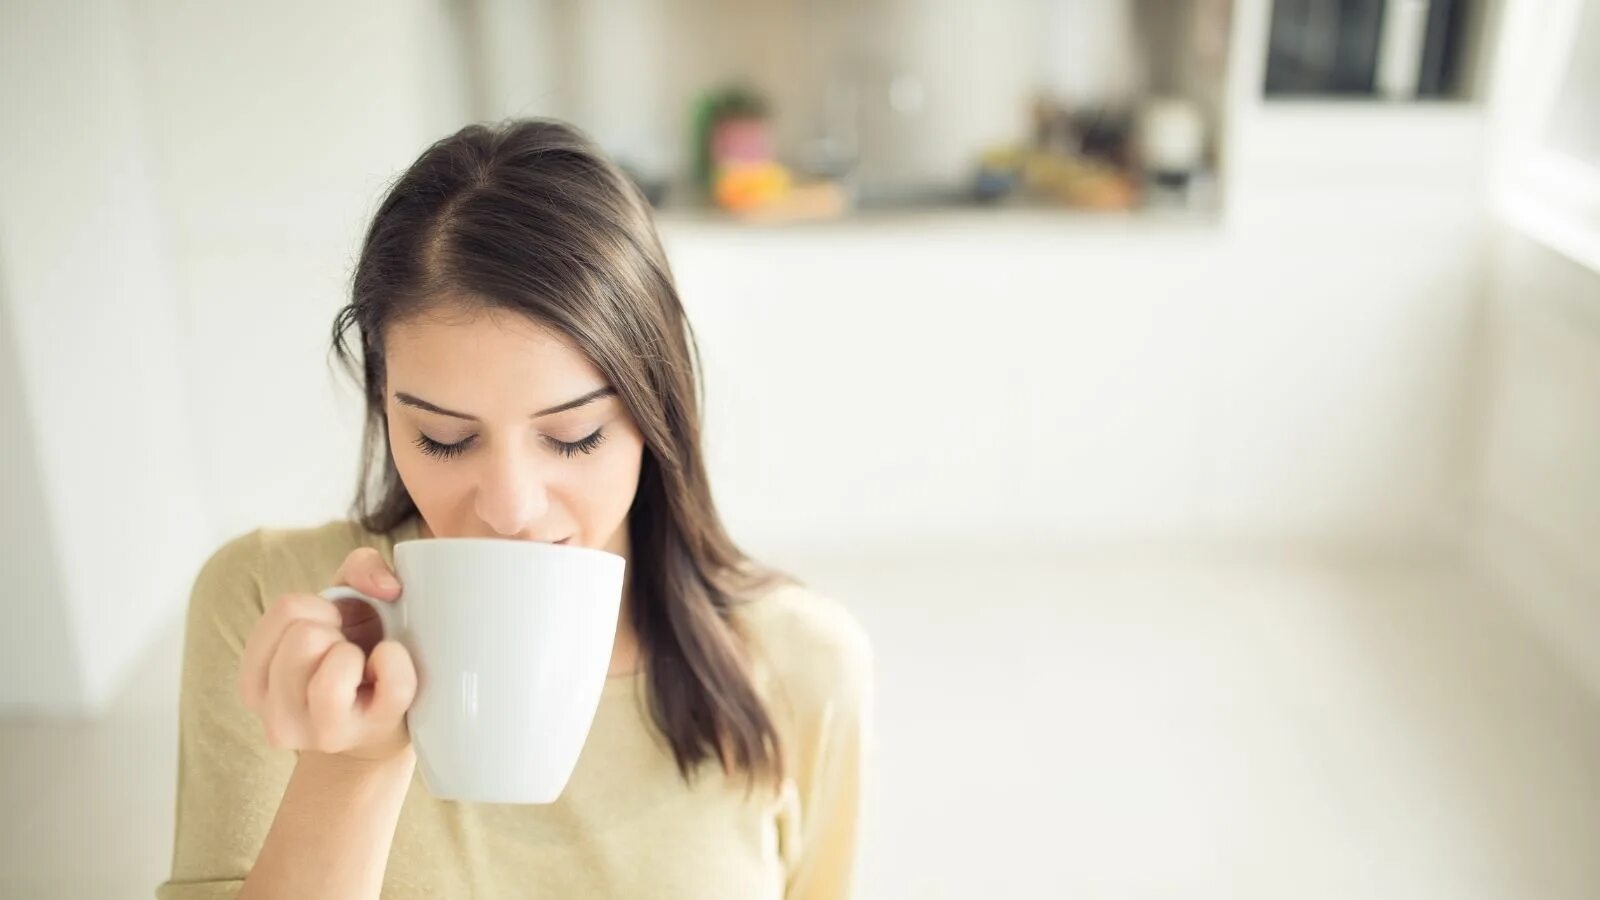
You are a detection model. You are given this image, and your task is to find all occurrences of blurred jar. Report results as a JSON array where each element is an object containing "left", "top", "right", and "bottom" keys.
[{"left": 1136, "top": 97, "right": 1206, "bottom": 202}]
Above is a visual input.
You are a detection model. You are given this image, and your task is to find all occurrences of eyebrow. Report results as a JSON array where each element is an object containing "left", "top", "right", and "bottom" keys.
[{"left": 393, "top": 386, "right": 617, "bottom": 421}]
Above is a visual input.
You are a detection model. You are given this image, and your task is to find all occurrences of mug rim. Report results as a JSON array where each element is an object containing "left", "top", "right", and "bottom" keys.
[{"left": 395, "top": 536, "right": 625, "bottom": 566}]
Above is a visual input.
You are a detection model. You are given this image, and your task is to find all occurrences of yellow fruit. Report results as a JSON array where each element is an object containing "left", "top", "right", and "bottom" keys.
[{"left": 714, "top": 162, "right": 791, "bottom": 211}]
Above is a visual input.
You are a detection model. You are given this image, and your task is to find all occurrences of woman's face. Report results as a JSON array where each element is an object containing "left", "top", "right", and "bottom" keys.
[{"left": 382, "top": 306, "right": 645, "bottom": 556}]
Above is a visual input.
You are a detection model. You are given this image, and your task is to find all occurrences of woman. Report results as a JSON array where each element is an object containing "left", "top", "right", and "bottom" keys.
[{"left": 157, "top": 119, "right": 873, "bottom": 900}]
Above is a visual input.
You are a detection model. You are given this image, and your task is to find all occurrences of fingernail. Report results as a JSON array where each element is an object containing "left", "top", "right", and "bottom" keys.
[{"left": 376, "top": 572, "right": 400, "bottom": 592}]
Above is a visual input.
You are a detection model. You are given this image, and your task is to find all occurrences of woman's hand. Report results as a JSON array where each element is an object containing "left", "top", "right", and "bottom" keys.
[{"left": 237, "top": 547, "right": 417, "bottom": 762}]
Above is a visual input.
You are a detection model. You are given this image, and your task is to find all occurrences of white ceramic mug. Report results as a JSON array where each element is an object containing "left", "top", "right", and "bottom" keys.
[{"left": 319, "top": 537, "right": 626, "bottom": 804}]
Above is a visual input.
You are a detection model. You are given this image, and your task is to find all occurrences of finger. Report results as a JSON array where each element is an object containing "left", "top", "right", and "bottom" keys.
[
  {"left": 263, "top": 619, "right": 342, "bottom": 748},
  {"left": 359, "top": 640, "right": 418, "bottom": 730},
  {"left": 334, "top": 546, "right": 402, "bottom": 601},
  {"left": 238, "top": 592, "right": 341, "bottom": 713},
  {"left": 306, "top": 641, "right": 367, "bottom": 753}
]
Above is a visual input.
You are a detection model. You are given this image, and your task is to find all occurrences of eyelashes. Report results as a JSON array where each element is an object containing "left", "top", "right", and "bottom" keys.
[
  {"left": 413, "top": 434, "right": 470, "bottom": 460},
  {"left": 551, "top": 429, "right": 607, "bottom": 457},
  {"left": 413, "top": 428, "right": 607, "bottom": 461}
]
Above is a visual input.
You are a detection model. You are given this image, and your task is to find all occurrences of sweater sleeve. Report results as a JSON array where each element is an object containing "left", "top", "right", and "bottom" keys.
[
  {"left": 155, "top": 530, "right": 295, "bottom": 900},
  {"left": 788, "top": 650, "right": 872, "bottom": 899},
  {"left": 765, "top": 589, "right": 876, "bottom": 900}
]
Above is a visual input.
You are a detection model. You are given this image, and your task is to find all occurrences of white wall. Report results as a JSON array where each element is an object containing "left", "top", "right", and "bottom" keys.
[
  {"left": 1470, "top": 228, "right": 1600, "bottom": 694},
  {"left": 0, "top": 0, "right": 207, "bottom": 715},
  {"left": 127, "top": 0, "right": 474, "bottom": 542},
  {"left": 0, "top": 0, "right": 471, "bottom": 716},
  {"left": 668, "top": 204, "right": 1485, "bottom": 561},
  {"left": 0, "top": 296, "right": 83, "bottom": 711}
]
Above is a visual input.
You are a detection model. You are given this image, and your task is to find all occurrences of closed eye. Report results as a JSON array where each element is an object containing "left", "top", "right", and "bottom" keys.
[
  {"left": 550, "top": 428, "right": 607, "bottom": 458},
  {"left": 414, "top": 433, "right": 472, "bottom": 460},
  {"left": 413, "top": 429, "right": 607, "bottom": 460}
]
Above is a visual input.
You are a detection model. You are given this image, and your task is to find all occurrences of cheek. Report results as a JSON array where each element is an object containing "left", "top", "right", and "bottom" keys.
[
  {"left": 387, "top": 427, "right": 470, "bottom": 514},
  {"left": 392, "top": 454, "right": 428, "bottom": 496},
  {"left": 573, "top": 431, "right": 645, "bottom": 525}
]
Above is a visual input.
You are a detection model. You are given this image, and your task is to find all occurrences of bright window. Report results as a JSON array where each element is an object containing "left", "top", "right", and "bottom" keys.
[{"left": 1492, "top": 0, "right": 1600, "bottom": 272}]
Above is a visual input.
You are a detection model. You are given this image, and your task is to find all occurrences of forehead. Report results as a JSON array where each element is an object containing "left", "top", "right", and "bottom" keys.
[{"left": 384, "top": 306, "right": 605, "bottom": 403}]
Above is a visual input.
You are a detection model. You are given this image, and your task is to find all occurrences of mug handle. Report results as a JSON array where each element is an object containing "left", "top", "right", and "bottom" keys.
[{"left": 318, "top": 585, "right": 402, "bottom": 640}]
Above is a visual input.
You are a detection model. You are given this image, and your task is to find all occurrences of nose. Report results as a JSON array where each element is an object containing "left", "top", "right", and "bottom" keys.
[{"left": 473, "top": 445, "right": 550, "bottom": 537}]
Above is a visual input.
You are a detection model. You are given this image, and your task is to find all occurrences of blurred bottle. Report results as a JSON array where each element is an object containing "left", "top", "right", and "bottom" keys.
[{"left": 1136, "top": 98, "right": 1206, "bottom": 207}]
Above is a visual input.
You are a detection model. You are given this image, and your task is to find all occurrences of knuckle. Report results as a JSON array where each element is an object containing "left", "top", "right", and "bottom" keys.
[
  {"left": 281, "top": 619, "right": 330, "bottom": 654},
  {"left": 311, "top": 726, "right": 346, "bottom": 754},
  {"left": 306, "top": 673, "right": 344, "bottom": 717},
  {"left": 274, "top": 592, "right": 316, "bottom": 618},
  {"left": 347, "top": 546, "right": 382, "bottom": 566},
  {"left": 307, "top": 703, "right": 341, "bottom": 738},
  {"left": 375, "top": 639, "right": 411, "bottom": 668},
  {"left": 262, "top": 720, "right": 288, "bottom": 749},
  {"left": 342, "top": 547, "right": 383, "bottom": 577},
  {"left": 308, "top": 644, "right": 357, "bottom": 711},
  {"left": 275, "top": 630, "right": 311, "bottom": 661},
  {"left": 393, "top": 666, "right": 418, "bottom": 700},
  {"left": 273, "top": 593, "right": 332, "bottom": 627}
]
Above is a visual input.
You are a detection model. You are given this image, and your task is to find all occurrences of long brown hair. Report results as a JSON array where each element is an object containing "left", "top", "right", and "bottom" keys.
[{"left": 330, "top": 118, "right": 787, "bottom": 789}]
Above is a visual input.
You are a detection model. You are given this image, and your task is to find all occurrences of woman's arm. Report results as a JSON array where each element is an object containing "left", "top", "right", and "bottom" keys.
[
  {"left": 158, "top": 531, "right": 292, "bottom": 899},
  {"left": 787, "top": 668, "right": 872, "bottom": 899},
  {"left": 781, "top": 596, "right": 876, "bottom": 900},
  {"left": 157, "top": 534, "right": 417, "bottom": 900},
  {"left": 238, "top": 749, "right": 414, "bottom": 900}
]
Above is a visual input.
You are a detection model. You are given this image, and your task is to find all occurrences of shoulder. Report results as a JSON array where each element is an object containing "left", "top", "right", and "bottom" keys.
[
  {"left": 189, "top": 518, "right": 396, "bottom": 622},
  {"left": 734, "top": 579, "right": 874, "bottom": 723},
  {"left": 252, "top": 518, "right": 388, "bottom": 588}
]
